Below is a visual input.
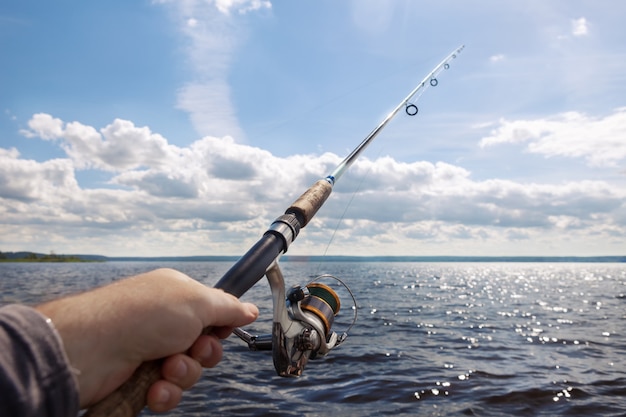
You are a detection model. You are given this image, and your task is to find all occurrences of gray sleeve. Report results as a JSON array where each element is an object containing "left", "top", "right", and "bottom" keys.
[{"left": 0, "top": 304, "right": 79, "bottom": 417}]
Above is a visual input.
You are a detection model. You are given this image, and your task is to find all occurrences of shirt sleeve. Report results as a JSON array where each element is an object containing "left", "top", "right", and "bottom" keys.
[{"left": 0, "top": 304, "right": 79, "bottom": 417}]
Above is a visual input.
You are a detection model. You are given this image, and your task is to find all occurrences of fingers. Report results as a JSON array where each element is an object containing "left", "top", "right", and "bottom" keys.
[
  {"left": 146, "top": 380, "right": 183, "bottom": 413},
  {"left": 162, "top": 354, "right": 203, "bottom": 389},
  {"left": 147, "top": 353, "right": 205, "bottom": 412},
  {"left": 189, "top": 334, "right": 223, "bottom": 368},
  {"left": 148, "top": 337, "right": 226, "bottom": 413}
]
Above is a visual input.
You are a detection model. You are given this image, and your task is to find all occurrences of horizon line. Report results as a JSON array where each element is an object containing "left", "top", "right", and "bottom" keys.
[
  {"left": 2, "top": 252, "right": 624, "bottom": 263},
  {"left": 99, "top": 254, "right": 626, "bottom": 263}
]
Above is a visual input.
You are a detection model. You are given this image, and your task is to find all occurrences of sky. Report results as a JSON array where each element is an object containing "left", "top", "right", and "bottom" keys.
[{"left": 1, "top": 0, "right": 625, "bottom": 257}]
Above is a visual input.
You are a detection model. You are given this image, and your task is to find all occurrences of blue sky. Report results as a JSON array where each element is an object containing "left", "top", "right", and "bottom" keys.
[{"left": 1, "top": 0, "right": 625, "bottom": 257}]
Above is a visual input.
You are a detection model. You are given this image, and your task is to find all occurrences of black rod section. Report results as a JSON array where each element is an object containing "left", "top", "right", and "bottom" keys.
[{"left": 215, "top": 233, "right": 285, "bottom": 297}]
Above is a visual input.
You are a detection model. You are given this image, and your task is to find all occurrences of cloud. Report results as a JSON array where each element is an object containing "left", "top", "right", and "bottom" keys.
[
  {"left": 21, "top": 114, "right": 182, "bottom": 171},
  {"left": 572, "top": 17, "right": 589, "bottom": 37},
  {"left": 154, "top": 0, "right": 271, "bottom": 18},
  {"left": 113, "top": 171, "right": 199, "bottom": 199},
  {"left": 489, "top": 54, "right": 505, "bottom": 63},
  {"left": 479, "top": 108, "right": 626, "bottom": 166},
  {"left": 154, "top": 0, "right": 271, "bottom": 139},
  {"left": 20, "top": 113, "right": 64, "bottom": 140},
  {"left": 214, "top": 0, "right": 271, "bottom": 15},
  {"left": 176, "top": 81, "right": 242, "bottom": 139},
  {"left": 0, "top": 148, "right": 78, "bottom": 203},
  {"left": 4, "top": 114, "right": 626, "bottom": 256}
]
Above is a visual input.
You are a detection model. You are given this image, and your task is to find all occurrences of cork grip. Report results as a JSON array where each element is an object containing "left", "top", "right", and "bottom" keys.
[
  {"left": 286, "top": 179, "right": 333, "bottom": 227},
  {"left": 84, "top": 324, "right": 217, "bottom": 416},
  {"left": 83, "top": 359, "right": 162, "bottom": 417}
]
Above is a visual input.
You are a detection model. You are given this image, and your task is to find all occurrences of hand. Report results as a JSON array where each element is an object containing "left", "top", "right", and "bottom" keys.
[{"left": 36, "top": 268, "right": 259, "bottom": 411}]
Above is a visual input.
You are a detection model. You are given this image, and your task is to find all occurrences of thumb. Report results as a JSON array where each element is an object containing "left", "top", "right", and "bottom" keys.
[{"left": 196, "top": 288, "right": 259, "bottom": 330}]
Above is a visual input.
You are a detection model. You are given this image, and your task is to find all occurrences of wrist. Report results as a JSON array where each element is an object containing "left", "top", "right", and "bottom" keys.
[{"left": 36, "top": 294, "right": 128, "bottom": 407}]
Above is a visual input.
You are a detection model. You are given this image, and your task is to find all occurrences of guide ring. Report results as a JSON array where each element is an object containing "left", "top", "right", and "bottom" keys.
[
  {"left": 405, "top": 104, "right": 418, "bottom": 116},
  {"left": 430, "top": 78, "right": 438, "bottom": 87},
  {"left": 444, "top": 63, "right": 450, "bottom": 70}
]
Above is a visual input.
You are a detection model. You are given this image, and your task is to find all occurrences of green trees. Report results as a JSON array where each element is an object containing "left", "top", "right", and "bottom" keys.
[{"left": 0, "top": 252, "right": 87, "bottom": 262}]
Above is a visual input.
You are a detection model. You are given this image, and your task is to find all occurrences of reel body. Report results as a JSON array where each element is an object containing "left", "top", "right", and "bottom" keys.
[{"left": 234, "top": 261, "right": 355, "bottom": 377}]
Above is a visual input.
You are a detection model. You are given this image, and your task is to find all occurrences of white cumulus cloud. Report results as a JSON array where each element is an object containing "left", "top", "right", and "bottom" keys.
[
  {"left": 4, "top": 114, "right": 626, "bottom": 257},
  {"left": 479, "top": 108, "right": 626, "bottom": 167},
  {"left": 21, "top": 114, "right": 182, "bottom": 171}
]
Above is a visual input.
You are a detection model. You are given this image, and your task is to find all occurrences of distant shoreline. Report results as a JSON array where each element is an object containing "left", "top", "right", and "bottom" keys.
[
  {"left": 0, "top": 259, "right": 98, "bottom": 263},
  {"left": 0, "top": 252, "right": 100, "bottom": 263},
  {"left": 106, "top": 255, "right": 626, "bottom": 263},
  {"left": 2, "top": 252, "right": 623, "bottom": 263}
]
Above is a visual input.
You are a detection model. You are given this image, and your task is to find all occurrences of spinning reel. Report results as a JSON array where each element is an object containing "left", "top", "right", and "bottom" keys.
[{"left": 233, "top": 261, "right": 357, "bottom": 377}]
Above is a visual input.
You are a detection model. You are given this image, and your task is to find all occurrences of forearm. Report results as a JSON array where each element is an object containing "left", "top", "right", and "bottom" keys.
[{"left": 35, "top": 281, "right": 146, "bottom": 408}]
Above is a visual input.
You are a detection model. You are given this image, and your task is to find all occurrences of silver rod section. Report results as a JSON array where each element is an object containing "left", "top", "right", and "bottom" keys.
[{"left": 326, "top": 45, "right": 465, "bottom": 184}]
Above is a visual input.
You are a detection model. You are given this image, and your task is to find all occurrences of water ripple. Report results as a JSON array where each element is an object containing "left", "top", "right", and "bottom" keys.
[{"left": 2, "top": 261, "right": 625, "bottom": 416}]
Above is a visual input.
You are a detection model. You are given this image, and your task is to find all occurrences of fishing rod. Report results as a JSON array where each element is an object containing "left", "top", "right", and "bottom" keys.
[{"left": 85, "top": 44, "right": 464, "bottom": 417}]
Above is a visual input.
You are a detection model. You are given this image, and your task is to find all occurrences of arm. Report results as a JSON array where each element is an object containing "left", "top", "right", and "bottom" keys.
[{"left": 1, "top": 268, "right": 258, "bottom": 414}]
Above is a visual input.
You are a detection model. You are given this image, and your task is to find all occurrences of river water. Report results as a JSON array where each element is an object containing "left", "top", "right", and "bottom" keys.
[{"left": 1, "top": 261, "right": 625, "bottom": 416}]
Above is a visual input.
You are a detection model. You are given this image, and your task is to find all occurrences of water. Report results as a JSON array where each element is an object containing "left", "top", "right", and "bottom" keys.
[{"left": 1, "top": 262, "right": 625, "bottom": 416}]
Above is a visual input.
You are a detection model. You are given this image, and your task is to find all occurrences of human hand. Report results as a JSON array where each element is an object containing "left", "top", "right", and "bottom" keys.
[{"left": 36, "top": 268, "right": 259, "bottom": 411}]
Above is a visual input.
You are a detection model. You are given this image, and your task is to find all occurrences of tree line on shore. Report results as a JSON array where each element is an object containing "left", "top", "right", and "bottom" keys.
[{"left": 0, "top": 251, "right": 95, "bottom": 262}]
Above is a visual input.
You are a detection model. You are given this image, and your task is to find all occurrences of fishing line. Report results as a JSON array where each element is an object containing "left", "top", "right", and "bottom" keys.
[
  {"left": 318, "top": 147, "right": 383, "bottom": 263},
  {"left": 313, "top": 45, "right": 465, "bottom": 272}
]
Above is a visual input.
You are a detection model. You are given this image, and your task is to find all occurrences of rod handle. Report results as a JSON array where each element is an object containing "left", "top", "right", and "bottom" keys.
[
  {"left": 84, "top": 324, "right": 215, "bottom": 416},
  {"left": 286, "top": 179, "right": 332, "bottom": 226},
  {"left": 82, "top": 359, "right": 162, "bottom": 417}
]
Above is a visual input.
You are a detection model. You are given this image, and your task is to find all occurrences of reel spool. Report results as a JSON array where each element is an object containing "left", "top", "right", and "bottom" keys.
[{"left": 300, "top": 282, "right": 341, "bottom": 335}]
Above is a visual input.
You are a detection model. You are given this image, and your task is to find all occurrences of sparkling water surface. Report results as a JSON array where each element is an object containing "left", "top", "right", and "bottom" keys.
[{"left": 1, "top": 261, "right": 625, "bottom": 416}]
